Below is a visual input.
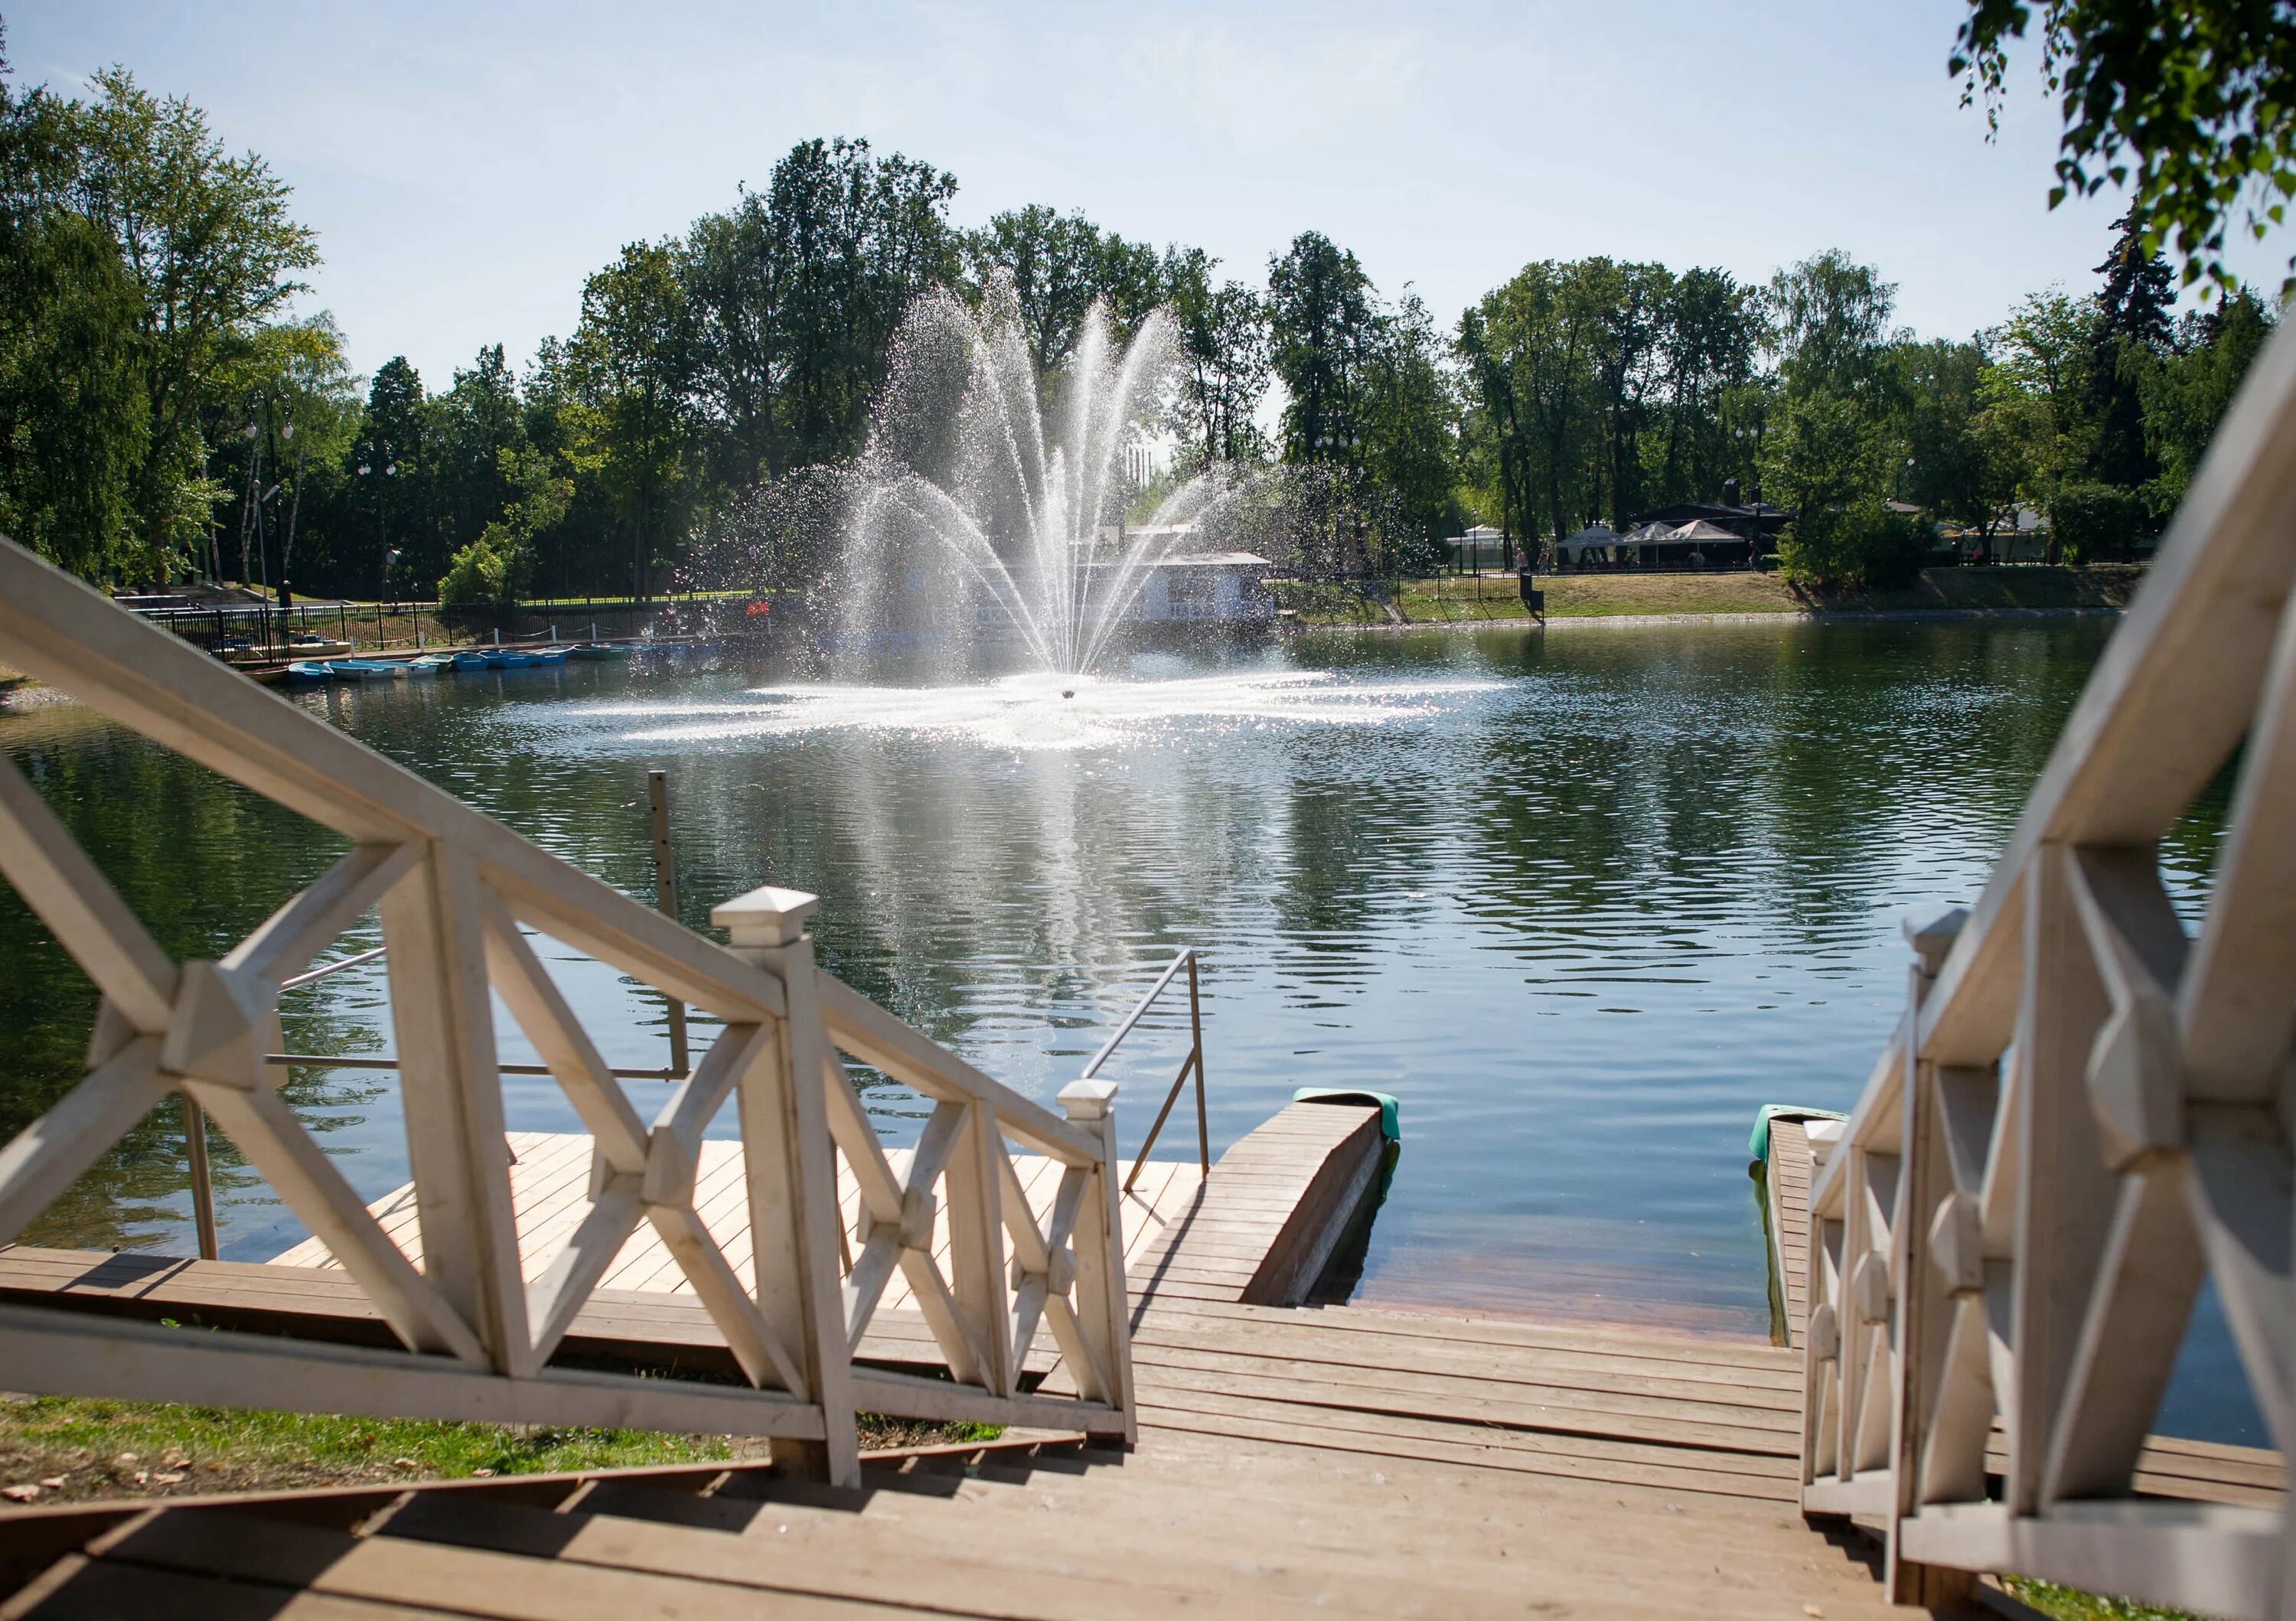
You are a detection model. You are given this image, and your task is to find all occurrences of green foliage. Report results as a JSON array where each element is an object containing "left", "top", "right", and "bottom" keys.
[
  {"left": 1457, "top": 256, "right": 1765, "bottom": 556},
  {"left": 1952, "top": 0, "right": 2296, "bottom": 294},
  {"left": 964, "top": 204, "right": 1160, "bottom": 375},
  {"left": 1779, "top": 500, "right": 1933, "bottom": 590},
  {"left": 1163, "top": 245, "right": 1268, "bottom": 466},
  {"left": 2144, "top": 285, "right": 2278, "bottom": 503},
  {"left": 1267, "top": 231, "right": 1378, "bottom": 466},
  {"left": 0, "top": 36, "right": 315, "bottom": 581},
  {"left": 2049, "top": 478, "right": 2156, "bottom": 560}
]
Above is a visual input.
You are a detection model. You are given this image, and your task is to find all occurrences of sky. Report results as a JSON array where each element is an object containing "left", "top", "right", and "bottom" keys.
[{"left": 11, "top": 0, "right": 2291, "bottom": 389}]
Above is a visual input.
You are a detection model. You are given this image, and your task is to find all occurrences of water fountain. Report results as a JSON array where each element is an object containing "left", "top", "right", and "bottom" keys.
[{"left": 836, "top": 278, "right": 1247, "bottom": 677}]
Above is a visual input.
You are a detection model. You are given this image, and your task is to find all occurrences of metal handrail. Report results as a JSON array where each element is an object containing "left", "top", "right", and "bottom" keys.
[{"left": 1081, "top": 948, "right": 1208, "bottom": 1195}]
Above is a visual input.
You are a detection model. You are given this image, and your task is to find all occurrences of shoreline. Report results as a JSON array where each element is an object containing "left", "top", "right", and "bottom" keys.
[{"left": 1289, "top": 603, "right": 2127, "bottom": 632}]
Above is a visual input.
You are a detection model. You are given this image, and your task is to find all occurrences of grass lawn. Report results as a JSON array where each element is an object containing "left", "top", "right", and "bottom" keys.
[
  {"left": 0, "top": 1393, "right": 990, "bottom": 1507},
  {"left": 1280, "top": 565, "right": 2146, "bottom": 626},
  {"left": 2001, "top": 1575, "right": 2203, "bottom": 1621}
]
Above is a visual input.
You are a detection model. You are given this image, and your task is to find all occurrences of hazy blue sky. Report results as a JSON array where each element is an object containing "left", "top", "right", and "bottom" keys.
[{"left": 12, "top": 1, "right": 2290, "bottom": 386}]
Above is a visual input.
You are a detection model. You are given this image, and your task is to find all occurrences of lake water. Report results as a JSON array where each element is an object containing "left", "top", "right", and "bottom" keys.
[{"left": 0, "top": 618, "right": 2258, "bottom": 1442}]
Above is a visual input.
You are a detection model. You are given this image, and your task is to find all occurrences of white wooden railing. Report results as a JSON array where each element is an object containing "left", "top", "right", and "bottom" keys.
[
  {"left": 0, "top": 537, "right": 1134, "bottom": 1485},
  {"left": 1802, "top": 319, "right": 2296, "bottom": 1617}
]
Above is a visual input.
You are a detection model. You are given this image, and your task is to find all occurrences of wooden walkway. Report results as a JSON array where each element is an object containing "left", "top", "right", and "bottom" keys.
[{"left": 1760, "top": 1108, "right": 2286, "bottom": 1512}]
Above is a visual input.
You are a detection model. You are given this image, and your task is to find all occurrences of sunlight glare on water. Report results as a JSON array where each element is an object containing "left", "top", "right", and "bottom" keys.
[{"left": 594, "top": 667, "right": 1508, "bottom": 751}]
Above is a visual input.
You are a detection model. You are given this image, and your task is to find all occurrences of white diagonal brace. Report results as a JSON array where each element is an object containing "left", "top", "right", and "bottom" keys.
[
  {"left": 997, "top": 1150, "right": 1050, "bottom": 1274},
  {"left": 226, "top": 842, "right": 419, "bottom": 988},
  {"left": 647, "top": 1201, "right": 807, "bottom": 1396},
  {"left": 481, "top": 893, "right": 647, "bottom": 1173},
  {"left": 651, "top": 1023, "right": 762, "bottom": 1160},
  {"left": 0, "top": 752, "right": 178, "bottom": 1030},
  {"left": 843, "top": 1229, "right": 902, "bottom": 1354},
  {"left": 525, "top": 1177, "right": 644, "bottom": 1367},
  {"left": 2040, "top": 1163, "right": 2206, "bottom": 1504},
  {"left": 2185, "top": 1105, "right": 2295, "bottom": 1453},
  {"left": 0, "top": 1037, "right": 171, "bottom": 1244},
  {"left": 899, "top": 1244, "right": 987, "bottom": 1387},
  {"left": 823, "top": 1050, "right": 903, "bottom": 1228},
  {"left": 186, "top": 1077, "right": 486, "bottom": 1365},
  {"left": 2183, "top": 580, "right": 2296, "bottom": 1103}
]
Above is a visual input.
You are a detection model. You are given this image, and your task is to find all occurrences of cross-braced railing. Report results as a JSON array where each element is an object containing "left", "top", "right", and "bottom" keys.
[
  {"left": 0, "top": 538, "right": 1134, "bottom": 1484},
  {"left": 1802, "top": 319, "right": 2296, "bottom": 1618}
]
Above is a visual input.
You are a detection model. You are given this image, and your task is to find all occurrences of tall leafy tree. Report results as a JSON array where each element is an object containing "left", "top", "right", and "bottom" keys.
[
  {"left": 2144, "top": 286, "right": 2278, "bottom": 503},
  {"left": 1162, "top": 246, "right": 1268, "bottom": 465},
  {"left": 1360, "top": 290, "right": 1460, "bottom": 562},
  {"left": 1267, "top": 231, "right": 1378, "bottom": 466},
  {"left": 2084, "top": 212, "right": 2176, "bottom": 488},
  {"left": 766, "top": 139, "right": 959, "bottom": 470},
  {"left": 67, "top": 67, "right": 318, "bottom": 575},
  {"left": 964, "top": 205, "right": 1160, "bottom": 376},
  {"left": 570, "top": 241, "right": 694, "bottom": 599},
  {"left": 1652, "top": 268, "right": 1762, "bottom": 507},
  {"left": 0, "top": 40, "right": 144, "bottom": 576}
]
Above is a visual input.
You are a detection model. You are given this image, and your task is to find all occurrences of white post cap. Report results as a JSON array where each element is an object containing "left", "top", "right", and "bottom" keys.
[
  {"left": 713, "top": 884, "right": 819, "bottom": 948},
  {"left": 1903, "top": 905, "right": 1968, "bottom": 974},
  {"left": 1057, "top": 1078, "right": 1118, "bottom": 1121}
]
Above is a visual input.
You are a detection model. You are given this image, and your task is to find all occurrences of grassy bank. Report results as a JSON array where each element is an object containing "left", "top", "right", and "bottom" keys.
[
  {"left": 1283, "top": 565, "right": 2146, "bottom": 626},
  {"left": 0, "top": 1394, "right": 989, "bottom": 1506}
]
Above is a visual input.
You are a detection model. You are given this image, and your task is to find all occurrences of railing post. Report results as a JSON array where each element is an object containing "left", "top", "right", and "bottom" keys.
[
  {"left": 714, "top": 883, "right": 859, "bottom": 1487},
  {"left": 647, "top": 771, "right": 689, "bottom": 1077},
  {"left": 1058, "top": 1077, "right": 1137, "bottom": 1444},
  {"left": 1888, "top": 905, "right": 1977, "bottom": 1608},
  {"left": 181, "top": 1092, "right": 217, "bottom": 1260},
  {"left": 1186, "top": 952, "right": 1208, "bottom": 1177}
]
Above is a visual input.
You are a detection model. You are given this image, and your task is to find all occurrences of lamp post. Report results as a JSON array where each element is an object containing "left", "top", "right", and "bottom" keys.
[{"left": 359, "top": 447, "right": 398, "bottom": 613}]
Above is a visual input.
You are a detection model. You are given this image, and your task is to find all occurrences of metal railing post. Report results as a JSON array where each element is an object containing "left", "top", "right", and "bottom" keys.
[
  {"left": 181, "top": 1092, "right": 217, "bottom": 1260},
  {"left": 648, "top": 769, "right": 690, "bottom": 1077},
  {"left": 1186, "top": 951, "right": 1208, "bottom": 1177}
]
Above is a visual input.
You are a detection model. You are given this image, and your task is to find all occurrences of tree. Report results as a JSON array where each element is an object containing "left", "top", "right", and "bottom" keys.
[
  {"left": 1768, "top": 250, "right": 1900, "bottom": 400},
  {"left": 1651, "top": 267, "right": 1762, "bottom": 507},
  {"left": 438, "top": 442, "right": 572, "bottom": 608},
  {"left": 1952, "top": 0, "right": 2296, "bottom": 293},
  {"left": 1162, "top": 246, "right": 1268, "bottom": 465},
  {"left": 1267, "top": 232, "right": 1378, "bottom": 466},
  {"left": 2144, "top": 285, "right": 2278, "bottom": 503},
  {"left": 1360, "top": 290, "right": 1459, "bottom": 565},
  {"left": 67, "top": 67, "right": 318, "bottom": 576},
  {"left": 2084, "top": 212, "right": 2176, "bottom": 489},
  {"left": 964, "top": 205, "right": 1159, "bottom": 377},
  {"left": 797, "top": 139, "right": 951, "bottom": 468},
  {"left": 569, "top": 241, "right": 694, "bottom": 600},
  {"left": 1905, "top": 338, "right": 2026, "bottom": 553},
  {"left": 352, "top": 357, "right": 429, "bottom": 597},
  {"left": 1458, "top": 259, "right": 1602, "bottom": 552},
  {"left": 226, "top": 313, "right": 357, "bottom": 604},
  {"left": 0, "top": 41, "right": 144, "bottom": 576}
]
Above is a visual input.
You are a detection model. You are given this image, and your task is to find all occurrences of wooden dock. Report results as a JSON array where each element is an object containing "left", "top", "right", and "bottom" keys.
[
  {"left": 2, "top": 1094, "right": 2281, "bottom": 1616},
  {"left": 0, "top": 1101, "right": 1384, "bottom": 1386}
]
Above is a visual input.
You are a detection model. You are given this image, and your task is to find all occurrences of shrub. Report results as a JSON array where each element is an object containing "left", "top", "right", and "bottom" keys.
[
  {"left": 1778, "top": 501, "right": 1932, "bottom": 590},
  {"left": 2048, "top": 481, "right": 2154, "bottom": 563},
  {"left": 437, "top": 529, "right": 525, "bottom": 608}
]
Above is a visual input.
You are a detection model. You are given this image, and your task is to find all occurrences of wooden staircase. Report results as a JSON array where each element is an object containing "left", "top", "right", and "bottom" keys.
[{"left": 0, "top": 1404, "right": 1913, "bottom": 1621}]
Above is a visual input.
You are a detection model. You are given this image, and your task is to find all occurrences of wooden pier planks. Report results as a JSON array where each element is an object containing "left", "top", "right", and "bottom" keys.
[
  {"left": 1126, "top": 1099, "right": 1384, "bottom": 1307},
  {"left": 1763, "top": 1116, "right": 1813, "bottom": 1346}
]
